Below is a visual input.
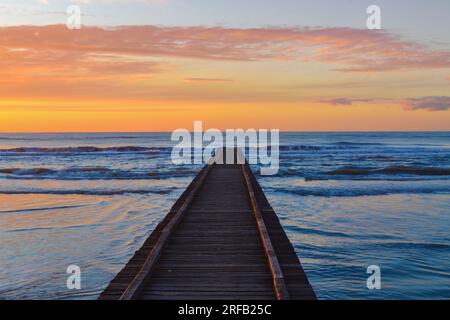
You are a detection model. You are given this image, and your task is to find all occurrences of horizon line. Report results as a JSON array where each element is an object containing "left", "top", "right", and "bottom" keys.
[{"left": 1, "top": 130, "right": 449, "bottom": 134}]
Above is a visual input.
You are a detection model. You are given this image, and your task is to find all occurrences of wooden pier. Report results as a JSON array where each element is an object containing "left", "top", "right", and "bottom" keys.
[{"left": 99, "top": 148, "right": 315, "bottom": 300}]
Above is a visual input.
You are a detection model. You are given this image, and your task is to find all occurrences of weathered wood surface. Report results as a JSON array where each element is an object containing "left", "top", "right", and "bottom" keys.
[{"left": 99, "top": 148, "right": 316, "bottom": 300}]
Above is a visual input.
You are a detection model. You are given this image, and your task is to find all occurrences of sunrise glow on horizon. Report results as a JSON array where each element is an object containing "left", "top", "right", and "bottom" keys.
[{"left": 1, "top": 0, "right": 450, "bottom": 132}]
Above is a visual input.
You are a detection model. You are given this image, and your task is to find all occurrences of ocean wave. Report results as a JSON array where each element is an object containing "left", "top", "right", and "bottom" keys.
[
  {"left": 267, "top": 185, "right": 450, "bottom": 197},
  {"left": 4, "top": 224, "right": 104, "bottom": 233},
  {"left": 285, "top": 225, "right": 353, "bottom": 239},
  {"left": 0, "top": 205, "right": 84, "bottom": 214},
  {"left": 331, "top": 141, "right": 386, "bottom": 146},
  {"left": 370, "top": 242, "right": 450, "bottom": 250},
  {"left": 279, "top": 145, "right": 322, "bottom": 151},
  {"left": 0, "top": 146, "right": 171, "bottom": 154},
  {"left": 286, "top": 225, "right": 402, "bottom": 240},
  {"left": 0, "top": 167, "right": 110, "bottom": 175},
  {"left": 277, "top": 142, "right": 391, "bottom": 152},
  {"left": 100, "top": 136, "right": 141, "bottom": 139},
  {"left": 277, "top": 144, "right": 368, "bottom": 151},
  {"left": 0, "top": 188, "right": 176, "bottom": 196},
  {"left": 327, "top": 165, "right": 450, "bottom": 176},
  {"left": 1, "top": 143, "right": 447, "bottom": 155},
  {"left": 0, "top": 166, "right": 199, "bottom": 180},
  {"left": 0, "top": 168, "right": 58, "bottom": 175}
]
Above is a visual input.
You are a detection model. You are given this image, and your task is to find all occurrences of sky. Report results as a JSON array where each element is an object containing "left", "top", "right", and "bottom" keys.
[{"left": 0, "top": 0, "right": 449, "bottom": 132}]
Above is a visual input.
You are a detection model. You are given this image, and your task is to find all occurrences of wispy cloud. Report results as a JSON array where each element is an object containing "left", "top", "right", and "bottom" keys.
[
  {"left": 1, "top": 25, "right": 450, "bottom": 73},
  {"left": 319, "top": 97, "right": 389, "bottom": 106},
  {"left": 319, "top": 98, "right": 355, "bottom": 106},
  {"left": 1, "top": 24, "right": 450, "bottom": 107},
  {"left": 47, "top": 0, "right": 169, "bottom": 4},
  {"left": 403, "top": 96, "right": 450, "bottom": 111},
  {"left": 184, "top": 78, "right": 234, "bottom": 83},
  {"left": 319, "top": 96, "right": 450, "bottom": 111}
]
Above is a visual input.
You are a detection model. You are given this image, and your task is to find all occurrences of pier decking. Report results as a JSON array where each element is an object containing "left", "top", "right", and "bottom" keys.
[{"left": 99, "top": 148, "right": 315, "bottom": 300}]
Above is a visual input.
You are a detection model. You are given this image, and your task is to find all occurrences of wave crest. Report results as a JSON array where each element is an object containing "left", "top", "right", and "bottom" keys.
[
  {"left": 0, "top": 146, "right": 170, "bottom": 154},
  {"left": 0, "top": 166, "right": 199, "bottom": 180},
  {"left": 328, "top": 166, "right": 450, "bottom": 176}
]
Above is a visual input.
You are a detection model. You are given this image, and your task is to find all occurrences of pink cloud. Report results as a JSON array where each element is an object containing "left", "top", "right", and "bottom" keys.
[
  {"left": 1, "top": 24, "right": 450, "bottom": 73},
  {"left": 1, "top": 24, "right": 449, "bottom": 103}
]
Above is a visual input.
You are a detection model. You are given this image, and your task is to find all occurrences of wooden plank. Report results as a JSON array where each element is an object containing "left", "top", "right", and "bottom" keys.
[
  {"left": 118, "top": 164, "right": 213, "bottom": 300},
  {"left": 241, "top": 163, "right": 290, "bottom": 300}
]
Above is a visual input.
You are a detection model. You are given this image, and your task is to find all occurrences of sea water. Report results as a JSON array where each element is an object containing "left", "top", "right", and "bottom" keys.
[{"left": 0, "top": 132, "right": 449, "bottom": 299}]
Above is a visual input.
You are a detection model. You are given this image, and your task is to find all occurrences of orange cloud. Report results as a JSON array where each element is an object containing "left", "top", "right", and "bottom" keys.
[
  {"left": 0, "top": 22, "right": 449, "bottom": 133},
  {"left": 184, "top": 78, "right": 234, "bottom": 83},
  {"left": 1, "top": 24, "right": 449, "bottom": 73}
]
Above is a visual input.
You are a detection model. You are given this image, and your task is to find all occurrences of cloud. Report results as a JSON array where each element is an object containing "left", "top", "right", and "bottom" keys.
[
  {"left": 318, "top": 98, "right": 387, "bottom": 106},
  {"left": 184, "top": 78, "right": 234, "bottom": 83},
  {"left": 1, "top": 24, "right": 449, "bottom": 104},
  {"left": 0, "top": 45, "right": 165, "bottom": 79},
  {"left": 403, "top": 96, "right": 450, "bottom": 111},
  {"left": 61, "top": 0, "right": 169, "bottom": 4},
  {"left": 1, "top": 25, "right": 450, "bottom": 73},
  {"left": 319, "top": 98, "right": 354, "bottom": 106},
  {"left": 319, "top": 96, "right": 450, "bottom": 111}
]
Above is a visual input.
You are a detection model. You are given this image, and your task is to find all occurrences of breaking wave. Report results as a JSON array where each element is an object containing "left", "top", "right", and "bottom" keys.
[
  {"left": 0, "top": 146, "right": 171, "bottom": 154},
  {"left": 327, "top": 166, "right": 450, "bottom": 176},
  {"left": 0, "top": 166, "right": 199, "bottom": 180},
  {"left": 266, "top": 182, "right": 450, "bottom": 197}
]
